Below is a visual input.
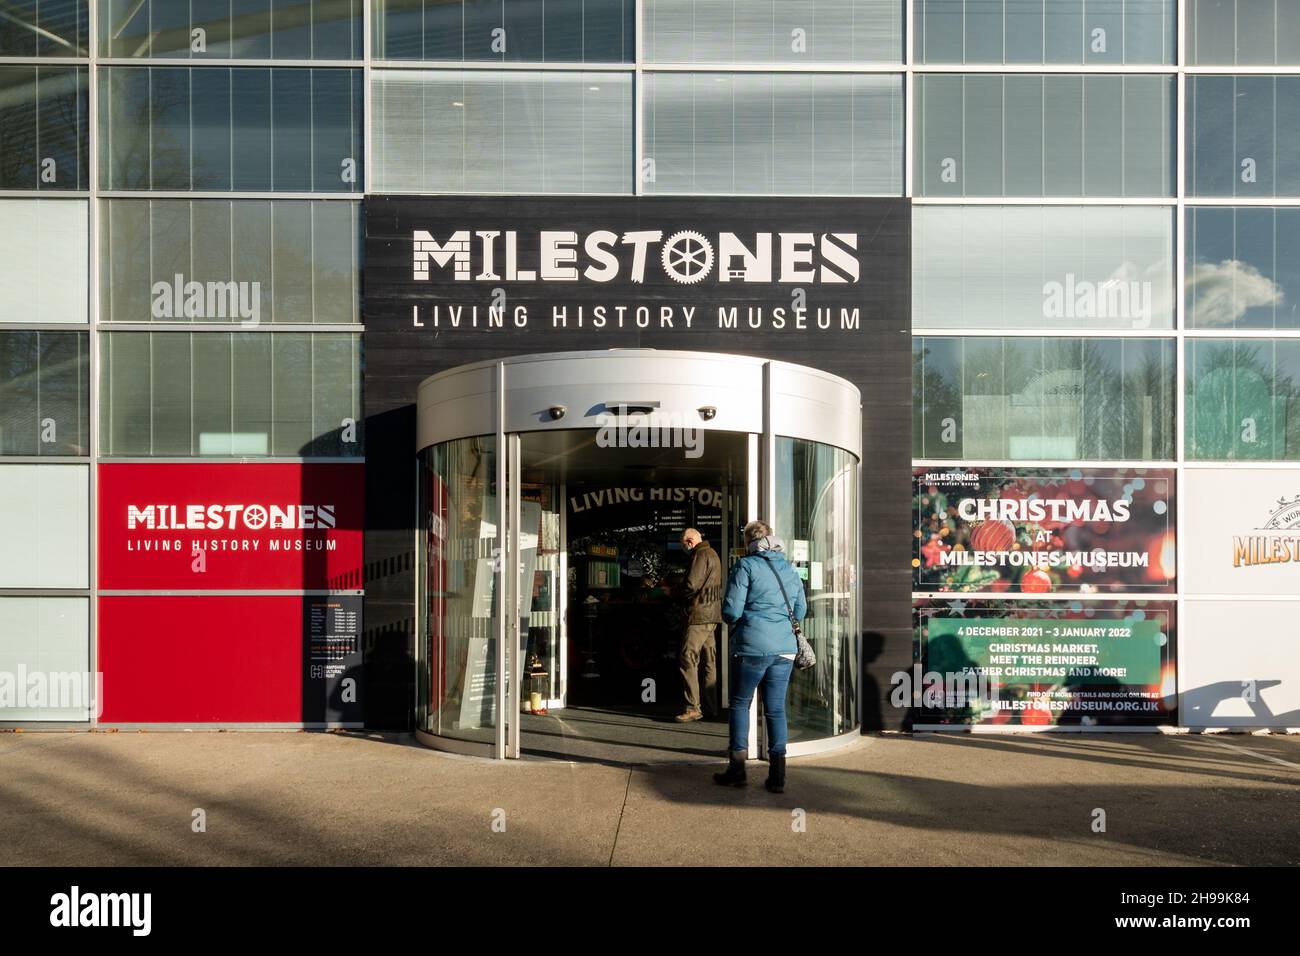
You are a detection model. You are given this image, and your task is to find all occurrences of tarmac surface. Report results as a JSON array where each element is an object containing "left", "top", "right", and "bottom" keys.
[{"left": 0, "top": 730, "right": 1296, "bottom": 866}]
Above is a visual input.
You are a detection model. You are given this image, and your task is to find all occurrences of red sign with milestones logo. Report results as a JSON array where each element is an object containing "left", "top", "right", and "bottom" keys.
[{"left": 98, "top": 463, "right": 364, "bottom": 590}]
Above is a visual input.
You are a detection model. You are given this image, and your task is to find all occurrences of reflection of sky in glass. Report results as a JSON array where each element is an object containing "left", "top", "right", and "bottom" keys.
[{"left": 1187, "top": 208, "right": 1300, "bottom": 329}]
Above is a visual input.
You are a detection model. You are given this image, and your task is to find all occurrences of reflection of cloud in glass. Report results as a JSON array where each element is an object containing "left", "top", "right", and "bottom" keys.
[{"left": 1189, "top": 259, "right": 1284, "bottom": 326}]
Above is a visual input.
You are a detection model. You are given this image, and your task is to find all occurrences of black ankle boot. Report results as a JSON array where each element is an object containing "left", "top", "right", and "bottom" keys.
[
  {"left": 764, "top": 753, "right": 786, "bottom": 793},
  {"left": 713, "top": 750, "right": 747, "bottom": 787}
]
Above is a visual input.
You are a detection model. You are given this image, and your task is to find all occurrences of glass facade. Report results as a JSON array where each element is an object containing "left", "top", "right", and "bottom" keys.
[
  {"left": 1186, "top": 207, "right": 1300, "bottom": 329},
  {"left": 99, "top": 67, "right": 364, "bottom": 192},
  {"left": 914, "top": 73, "right": 1174, "bottom": 197},
  {"left": 371, "top": 69, "right": 632, "bottom": 193},
  {"left": 1186, "top": 338, "right": 1300, "bottom": 460},
  {"left": 644, "top": 0, "right": 901, "bottom": 64},
  {"left": 100, "top": 199, "right": 362, "bottom": 324},
  {"left": 99, "top": 331, "right": 362, "bottom": 457},
  {"left": 0, "top": 1, "right": 88, "bottom": 58},
  {"left": 1185, "top": 0, "right": 1300, "bottom": 66},
  {"left": 0, "top": 65, "right": 89, "bottom": 190},
  {"left": 1186, "top": 75, "right": 1300, "bottom": 198},
  {"left": 0, "top": 330, "right": 89, "bottom": 456},
  {"left": 643, "top": 72, "right": 902, "bottom": 195},
  {"left": 98, "top": 0, "right": 364, "bottom": 60},
  {"left": 0, "top": 199, "right": 89, "bottom": 324},
  {"left": 913, "top": 205, "right": 1175, "bottom": 330},
  {"left": 913, "top": 336, "right": 1176, "bottom": 460},
  {"left": 375, "top": 0, "right": 635, "bottom": 62},
  {"left": 0, "top": 3, "right": 1291, "bottom": 732},
  {"left": 915, "top": 0, "right": 1176, "bottom": 64}
]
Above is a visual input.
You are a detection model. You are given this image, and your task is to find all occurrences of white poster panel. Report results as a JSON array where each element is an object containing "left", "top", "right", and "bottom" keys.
[
  {"left": 0, "top": 598, "right": 91, "bottom": 721},
  {"left": 1181, "top": 600, "right": 1300, "bottom": 728},
  {"left": 1183, "top": 467, "right": 1300, "bottom": 596},
  {"left": 0, "top": 465, "right": 89, "bottom": 589}
]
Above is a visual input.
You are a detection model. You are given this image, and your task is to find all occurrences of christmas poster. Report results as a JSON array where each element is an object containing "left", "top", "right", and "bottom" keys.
[
  {"left": 912, "top": 598, "right": 1176, "bottom": 727},
  {"left": 913, "top": 468, "right": 1176, "bottom": 594}
]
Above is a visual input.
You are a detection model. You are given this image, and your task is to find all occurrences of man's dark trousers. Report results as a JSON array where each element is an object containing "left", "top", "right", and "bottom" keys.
[{"left": 681, "top": 623, "right": 718, "bottom": 714}]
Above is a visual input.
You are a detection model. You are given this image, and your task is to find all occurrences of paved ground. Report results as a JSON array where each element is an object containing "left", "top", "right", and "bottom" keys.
[{"left": 0, "top": 730, "right": 1296, "bottom": 866}]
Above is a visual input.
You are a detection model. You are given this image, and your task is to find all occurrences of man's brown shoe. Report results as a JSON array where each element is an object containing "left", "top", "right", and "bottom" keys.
[{"left": 674, "top": 708, "right": 703, "bottom": 722}]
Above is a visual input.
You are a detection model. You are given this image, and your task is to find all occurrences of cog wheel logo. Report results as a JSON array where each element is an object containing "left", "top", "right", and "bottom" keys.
[
  {"left": 660, "top": 230, "right": 714, "bottom": 284},
  {"left": 243, "top": 505, "right": 269, "bottom": 530}
]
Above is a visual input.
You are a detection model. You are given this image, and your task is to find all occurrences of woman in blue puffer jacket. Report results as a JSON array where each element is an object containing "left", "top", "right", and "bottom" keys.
[{"left": 713, "top": 519, "right": 806, "bottom": 793}]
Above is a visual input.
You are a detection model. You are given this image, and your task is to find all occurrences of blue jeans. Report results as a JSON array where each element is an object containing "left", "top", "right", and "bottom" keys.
[{"left": 728, "top": 654, "right": 794, "bottom": 756}]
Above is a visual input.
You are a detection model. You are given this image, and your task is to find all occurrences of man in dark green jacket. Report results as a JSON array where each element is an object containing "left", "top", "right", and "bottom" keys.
[{"left": 675, "top": 527, "right": 722, "bottom": 722}]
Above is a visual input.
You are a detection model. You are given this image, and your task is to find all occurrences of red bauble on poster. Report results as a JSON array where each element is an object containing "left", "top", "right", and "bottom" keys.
[
  {"left": 970, "top": 518, "right": 1016, "bottom": 552},
  {"left": 1020, "top": 569, "right": 1053, "bottom": 593}
]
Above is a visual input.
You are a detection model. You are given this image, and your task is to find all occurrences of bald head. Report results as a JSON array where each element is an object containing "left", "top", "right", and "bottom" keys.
[{"left": 680, "top": 528, "right": 703, "bottom": 550}]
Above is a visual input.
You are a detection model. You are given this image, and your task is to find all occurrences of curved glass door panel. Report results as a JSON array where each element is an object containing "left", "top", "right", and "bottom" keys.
[
  {"left": 418, "top": 435, "right": 499, "bottom": 745},
  {"left": 775, "top": 437, "right": 860, "bottom": 741}
]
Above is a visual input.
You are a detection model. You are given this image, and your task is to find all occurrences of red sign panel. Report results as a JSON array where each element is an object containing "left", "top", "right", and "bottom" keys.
[
  {"left": 99, "top": 595, "right": 307, "bottom": 722},
  {"left": 98, "top": 463, "right": 364, "bottom": 590}
]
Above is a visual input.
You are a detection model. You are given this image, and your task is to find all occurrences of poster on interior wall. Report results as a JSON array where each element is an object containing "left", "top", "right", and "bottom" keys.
[
  {"left": 98, "top": 463, "right": 364, "bottom": 590},
  {"left": 912, "top": 467, "right": 1176, "bottom": 594},
  {"left": 910, "top": 598, "right": 1176, "bottom": 727},
  {"left": 1183, "top": 467, "right": 1300, "bottom": 595}
]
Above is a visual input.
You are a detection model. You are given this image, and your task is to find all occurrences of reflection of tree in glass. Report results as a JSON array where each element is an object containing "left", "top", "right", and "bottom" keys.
[
  {"left": 0, "top": 332, "right": 86, "bottom": 455},
  {"left": 101, "top": 67, "right": 196, "bottom": 189},
  {"left": 912, "top": 341, "right": 960, "bottom": 456},
  {"left": 0, "top": 66, "right": 87, "bottom": 189},
  {"left": 1189, "top": 340, "right": 1300, "bottom": 459}
]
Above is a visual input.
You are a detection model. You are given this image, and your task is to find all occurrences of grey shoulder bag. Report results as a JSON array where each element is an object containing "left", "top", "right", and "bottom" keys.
[{"left": 758, "top": 556, "right": 816, "bottom": 670}]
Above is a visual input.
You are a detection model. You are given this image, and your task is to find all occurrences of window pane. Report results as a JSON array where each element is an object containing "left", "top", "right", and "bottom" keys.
[
  {"left": 0, "top": 331, "right": 88, "bottom": 456},
  {"left": 915, "top": 0, "right": 1174, "bottom": 64},
  {"left": 914, "top": 336, "right": 1175, "bottom": 461},
  {"left": 0, "top": 0, "right": 88, "bottom": 57},
  {"left": 150, "top": 332, "right": 193, "bottom": 455},
  {"left": 192, "top": 334, "right": 233, "bottom": 454},
  {"left": 272, "top": 333, "right": 313, "bottom": 454},
  {"left": 914, "top": 336, "right": 960, "bottom": 458},
  {"left": 644, "top": 72, "right": 902, "bottom": 195},
  {"left": 0, "top": 465, "right": 88, "bottom": 588},
  {"left": 1187, "top": 339, "right": 1300, "bottom": 460},
  {"left": 100, "top": 199, "right": 360, "bottom": 324},
  {"left": 310, "top": 203, "right": 361, "bottom": 324},
  {"left": 191, "top": 67, "right": 232, "bottom": 190},
  {"left": 914, "top": 206, "right": 1175, "bottom": 330},
  {"left": 1188, "top": 75, "right": 1300, "bottom": 198},
  {"left": 99, "top": 331, "right": 361, "bottom": 457},
  {"left": 0, "top": 66, "right": 89, "bottom": 191},
  {"left": 99, "top": 67, "right": 363, "bottom": 193},
  {"left": 98, "top": 0, "right": 361, "bottom": 59},
  {"left": 376, "top": 0, "right": 634, "bottom": 62},
  {"left": 312, "top": 333, "right": 360, "bottom": 455},
  {"left": 0, "top": 598, "right": 90, "bottom": 721},
  {"left": 372, "top": 70, "right": 632, "bottom": 194},
  {"left": 915, "top": 74, "right": 1173, "bottom": 198},
  {"left": 1187, "top": 0, "right": 1300, "bottom": 65},
  {"left": 645, "top": 0, "right": 900, "bottom": 64},
  {"left": 0, "top": 200, "right": 87, "bottom": 324}
]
